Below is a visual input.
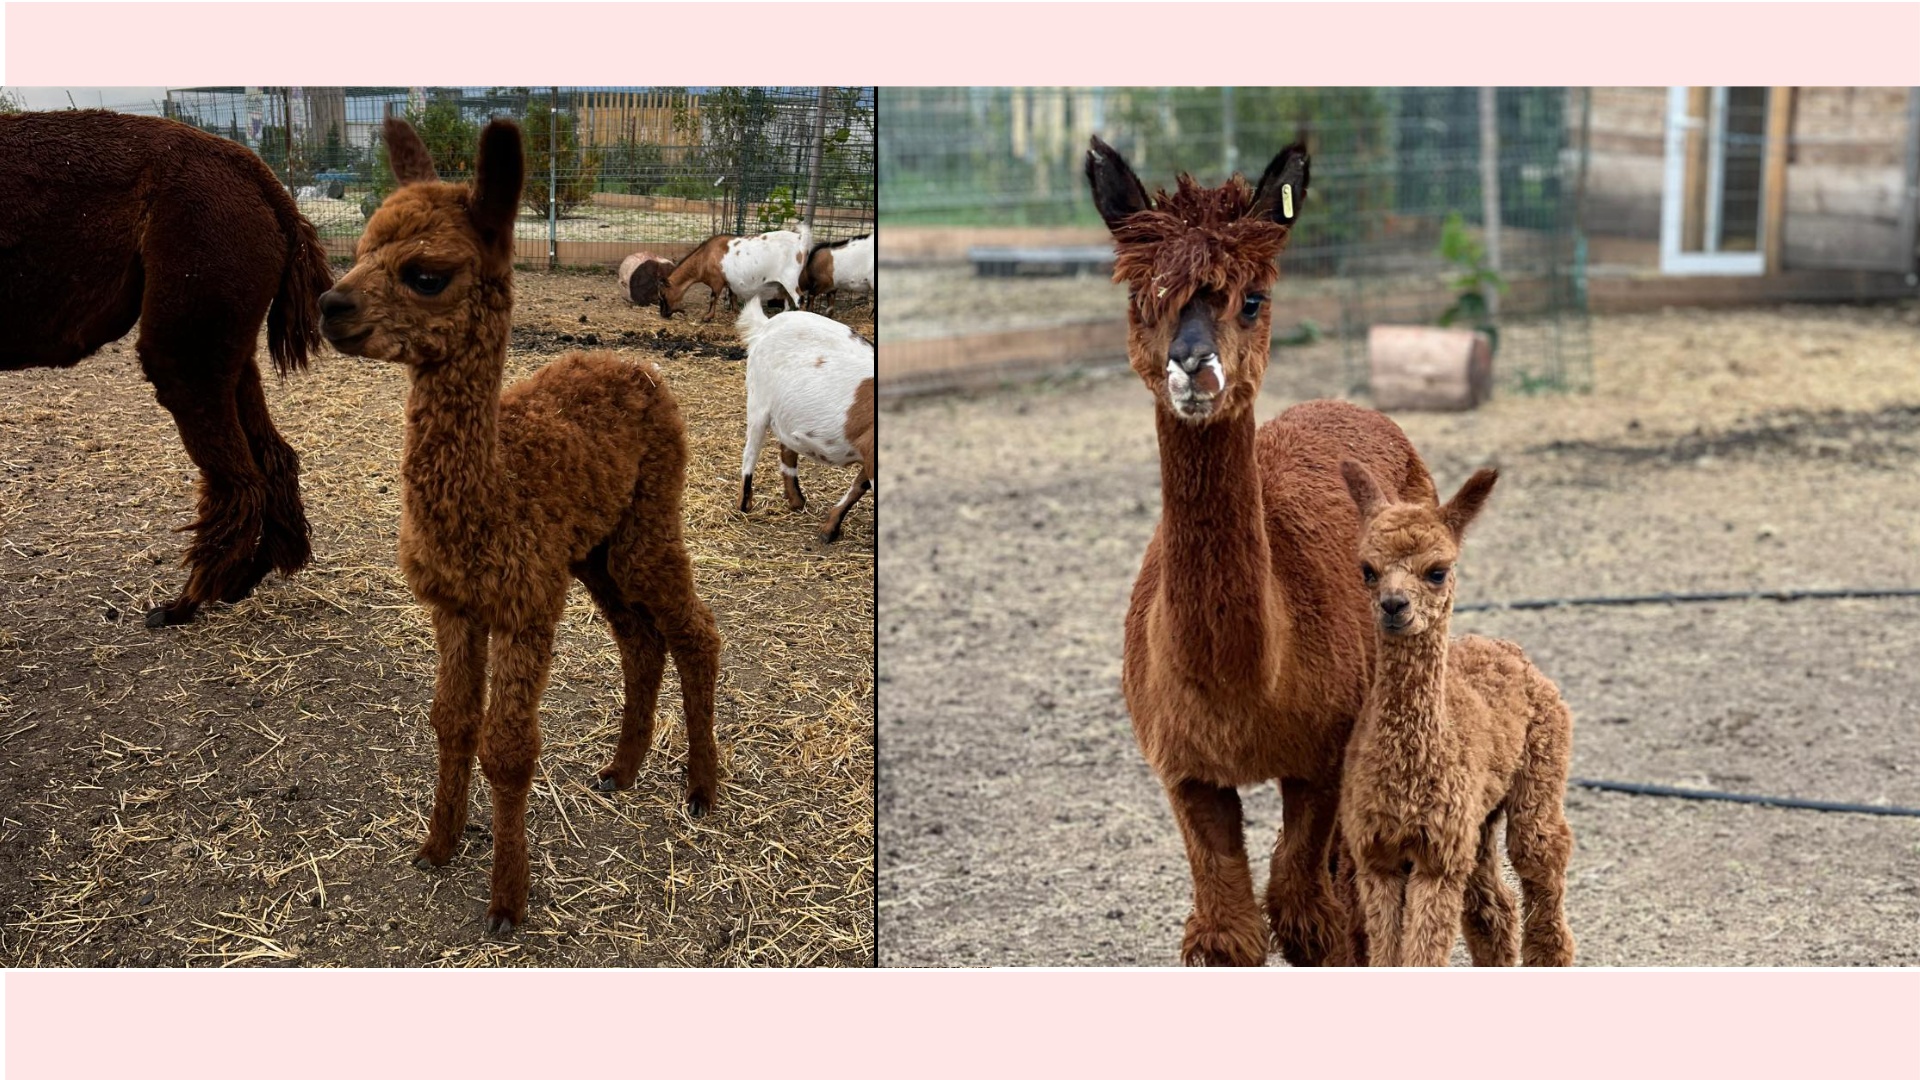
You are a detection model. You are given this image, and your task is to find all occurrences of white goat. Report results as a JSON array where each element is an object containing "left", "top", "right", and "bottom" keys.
[
  {"left": 801, "top": 233, "right": 875, "bottom": 316},
  {"left": 735, "top": 296, "right": 875, "bottom": 543}
]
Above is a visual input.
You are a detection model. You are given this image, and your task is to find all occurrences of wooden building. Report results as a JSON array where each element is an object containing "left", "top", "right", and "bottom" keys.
[{"left": 1580, "top": 87, "right": 1919, "bottom": 294}]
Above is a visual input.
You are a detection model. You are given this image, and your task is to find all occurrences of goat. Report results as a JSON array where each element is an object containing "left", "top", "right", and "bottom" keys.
[
  {"left": 734, "top": 298, "right": 875, "bottom": 543},
  {"left": 800, "top": 233, "right": 874, "bottom": 316},
  {"left": 657, "top": 228, "right": 810, "bottom": 321}
]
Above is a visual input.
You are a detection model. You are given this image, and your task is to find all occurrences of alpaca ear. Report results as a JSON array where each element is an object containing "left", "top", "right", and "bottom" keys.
[
  {"left": 1442, "top": 468, "right": 1500, "bottom": 541},
  {"left": 384, "top": 118, "right": 439, "bottom": 186},
  {"left": 471, "top": 118, "right": 525, "bottom": 238},
  {"left": 1340, "top": 460, "right": 1385, "bottom": 520},
  {"left": 1248, "top": 140, "right": 1310, "bottom": 228},
  {"left": 1086, "top": 135, "right": 1150, "bottom": 232}
]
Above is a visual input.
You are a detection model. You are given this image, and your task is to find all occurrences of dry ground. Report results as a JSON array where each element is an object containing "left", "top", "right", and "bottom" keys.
[
  {"left": 879, "top": 301, "right": 1920, "bottom": 967},
  {"left": 0, "top": 271, "right": 875, "bottom": 967}
]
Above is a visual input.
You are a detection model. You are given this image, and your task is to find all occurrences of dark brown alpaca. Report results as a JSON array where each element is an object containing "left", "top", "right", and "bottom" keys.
[
  {"left": 1088, "top": 136, "right": 1436, "bottom": 966},
  {"left": 0, "top": 109, "right": 332, "bottom": 626},
  {"left": 319, "top": 117, "right": 722, "bottom": 936}
]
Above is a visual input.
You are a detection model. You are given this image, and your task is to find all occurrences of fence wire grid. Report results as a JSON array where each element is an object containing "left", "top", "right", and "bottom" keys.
[
  {"left": 882, "top": 86, "right": 1592, "bottom": 394},
  {"left": 32, "top": 86, "right": 875, "bottom": 268}
]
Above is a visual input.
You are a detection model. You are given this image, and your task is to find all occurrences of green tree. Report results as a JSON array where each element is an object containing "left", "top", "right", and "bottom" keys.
[
  {"left": 371, "top": 97, "right": 481, "bottom": 201},
  {"left": 520, "top": 96, "right": 602, "bottom": 218}
]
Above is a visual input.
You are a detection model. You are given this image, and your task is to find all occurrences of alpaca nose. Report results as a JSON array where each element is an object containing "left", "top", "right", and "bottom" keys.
[
  {"left": 1169, "top": 301, "right": 1218, "bottom": 374},
  {"left": 319, "top": 289, "right": 359, "bottom": 320},
  {"left": 1379, "top": 595, "right": 1409, "bottom": 617}
]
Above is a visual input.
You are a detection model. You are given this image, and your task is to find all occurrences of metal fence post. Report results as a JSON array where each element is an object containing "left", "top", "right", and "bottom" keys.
[{"left": 549, "top": 86, "right": 559, "bottom": 270}]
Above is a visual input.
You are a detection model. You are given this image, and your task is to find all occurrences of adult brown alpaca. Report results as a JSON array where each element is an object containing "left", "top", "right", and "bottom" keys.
[
  {"left": 319, "top": 117, "right": 722, "bottom": 936},
  {"left": 1339, "top": 464, "right": 1575, "bottom": 966},
  {"left": 1089, "top": 136, "right": 1436, "bottom": 966},
  {"left": 0, "top": 109, "right": 331, "bottom": 626}
]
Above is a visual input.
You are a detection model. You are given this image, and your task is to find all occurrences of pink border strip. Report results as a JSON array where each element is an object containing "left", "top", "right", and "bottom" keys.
[
  {"left": 7, "top": 969, "right": 1920, "bottom": 1074},
  {"left": 6, "top": 3, "right": 1920, "bottom": 85}
]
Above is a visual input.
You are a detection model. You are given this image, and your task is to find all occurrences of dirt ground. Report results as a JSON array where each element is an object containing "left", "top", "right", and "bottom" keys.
[
  {"left": 879, "top": 301, "right": 1920, "bottom": 967},
  {"left": 0, "top": 271, "right": 875, "bottom": 967}
]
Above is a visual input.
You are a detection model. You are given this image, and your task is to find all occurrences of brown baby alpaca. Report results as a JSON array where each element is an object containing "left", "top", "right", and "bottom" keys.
[
  {"left": 319, "top": 117, "right": 721, "bottom": 936},
  {"left": 1088, "top": 136, "right": 1436, "bottom": 966},
  {"left": 0, "top": 110, "right": 332, "bottom": 626},
  {"left": 1339, "top": 463, "right": 1575, "bottom": 966}
]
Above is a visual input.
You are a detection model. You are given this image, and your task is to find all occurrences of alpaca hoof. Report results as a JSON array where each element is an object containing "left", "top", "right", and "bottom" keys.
[
  {"left": 485, "top": 911, "right": 517, "bottom": 938},
  {"left": 687, "top": 791, "right": 710, "bottom": 818},
  {"left": 592, "top": 772, "right": 627, "bottom": 793},
  {"left": 1181, "top": 916, "right": 1269, "bottom": 967},
  {"left": 145, "top": 604, "right": 194, "bottom": 628},
  {"left": 413, "top": 843, "right": 454, "bottom": 870}
]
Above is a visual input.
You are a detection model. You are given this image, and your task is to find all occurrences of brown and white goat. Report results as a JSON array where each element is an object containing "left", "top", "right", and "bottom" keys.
[
  {"left": 800, "top": 233, "right": 874, "bottom": 316},
  {"left": 653, "top": 228, "right": 810, "bottom": 321},
  {"left": 734, "top": 297, "right": 875, "bottom": 543}
]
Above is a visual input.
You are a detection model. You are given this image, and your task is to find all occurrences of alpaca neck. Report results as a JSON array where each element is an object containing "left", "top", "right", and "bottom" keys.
[
  {"left": 401, "top": 334, "right": 507, "bottom": 541},
  {"left": 1151, "top": 404, "right": 1285, "bottom": 681},
  {"left": 1368, "top": 620, "right": 1454, "bottom": 750}
]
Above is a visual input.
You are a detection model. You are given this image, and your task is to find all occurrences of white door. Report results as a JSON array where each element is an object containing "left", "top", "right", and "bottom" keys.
[{"left": 1660, "top": 86, "right": 1771, "bottom": 276}]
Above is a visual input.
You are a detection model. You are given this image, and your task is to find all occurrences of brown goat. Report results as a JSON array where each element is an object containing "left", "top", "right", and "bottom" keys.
[
  {"left": 1089, "top": 135, "right": 1436, "bottom": 966},
  {"left": 1339, "top": 464, "right": 1575, "bottom": 966},
  {"left": 0, "top": 109, "right": 332, "bottom": 626},
  {"left": 319, "top": 117, "right": 722, "bottom": 936},
  {"left": 654, "top": 233, "right": 736, "bottom": 321}
]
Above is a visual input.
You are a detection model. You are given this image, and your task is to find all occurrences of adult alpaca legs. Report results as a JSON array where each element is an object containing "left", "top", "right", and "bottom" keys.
[
  {"left": 1169, "top": 781, "right": 1268, "bottom": 966},
  {"left": 1266, "top": 781, "right": 1353, "bottom": 966}
]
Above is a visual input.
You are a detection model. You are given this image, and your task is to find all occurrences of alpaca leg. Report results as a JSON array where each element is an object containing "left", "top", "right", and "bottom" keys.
[
  {"left": 739, "top": 405, "right": 772, "bottom": 513},
  {"left": 1507, "top": 789, "right": 1576, "bottom": 966},
  {"left": 1330, "top": 828, "right": 1371, "bottom": 966},
  {"left": 414, "top": 608, "right": 488, "bottom": 868},
  {"left": 140, "top": 349, "right": 268, "bottom": 627},
  {"left": 612, "top": 535, "right": 722, "bottom": 816},
  {"left": 1350, "top": 860, "right": 1406, "bottom": 967},
  {"left": 1461, "top": 811, "right": 1520, "bottom": 966},
  {"left": 779, "top": 444, "right": 807, "bottom": 511},
  {"left": 1265, "top": 779, "right": 1353, "bottom": 966},
  {"left": 1400, "top": 865, "right": 1472, "bottom": 966},
  {"left": 1166, "top": 778, "right": 1268, "bottom": 966},
  {"left": 576, "top": 549, "right": 668, "bottom": 792},
  {"left": 231, "top": 357, "right": 312, "bottom": 584},
  {"left": 477, "top": 619, "right": 557, "bottom": 936}
]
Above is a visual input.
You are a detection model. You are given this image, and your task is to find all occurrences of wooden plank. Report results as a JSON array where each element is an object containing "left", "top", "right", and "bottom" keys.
[
  {"left": 1763, "top": 87, "right": 1792, "bottom": 273},
  {"left": 882, "top": 225, "right": 1114, "bottom": 264},
  {"left": 1589, "top": 268, "right": 1916, "bottom": 312}
]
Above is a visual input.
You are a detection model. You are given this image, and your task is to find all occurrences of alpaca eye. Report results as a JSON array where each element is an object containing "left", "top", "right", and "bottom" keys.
[
  {"left": 1426, "top": 567, "right": 1449, "bottom": 585},
  {"left": 1240, "top": 294, "right": 1267, "bottom": 321},
  {"left": 404, "top": 267, "right": 451, "bottom": 296},
  {"left": 1361, "top": 564, "right": 1377, "bottom": 586}
]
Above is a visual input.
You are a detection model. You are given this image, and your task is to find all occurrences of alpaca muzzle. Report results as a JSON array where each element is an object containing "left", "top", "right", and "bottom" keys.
[
  {"left": 1378, "top": 593, "right": 1413, "bottom": 635},
  {"left": 1166, "top": 354, "right": 1226, "bottom": 419},
  {"left": 318, "top": 288, "right": 371, "bottom": 352}
]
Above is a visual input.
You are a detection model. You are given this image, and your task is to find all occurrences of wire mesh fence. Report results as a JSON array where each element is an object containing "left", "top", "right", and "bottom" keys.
[
  {"left": 881, "top": 86, "right": 1591, "bottom": 394},
  {"left": 56, "top": 86, "right": 876, "bottom": 267}
]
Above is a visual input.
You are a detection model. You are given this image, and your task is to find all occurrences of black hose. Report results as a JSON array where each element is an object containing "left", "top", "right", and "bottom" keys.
[
  {"left": 1572, "top": 778, "right": 1920, "bottom": 818},
  {"left": 1458, "top": 587, "right": 1920, "bottom": 614}
]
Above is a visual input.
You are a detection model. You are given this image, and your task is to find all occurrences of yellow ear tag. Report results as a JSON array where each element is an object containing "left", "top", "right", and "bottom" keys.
[{"left": 1281, "top": 184, "right": 1294, "bottom": 219}]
